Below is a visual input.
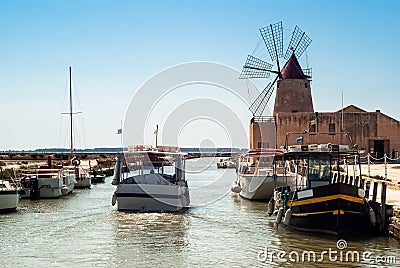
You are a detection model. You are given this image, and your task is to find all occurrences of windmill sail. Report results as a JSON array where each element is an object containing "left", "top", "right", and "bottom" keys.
[
  {"left": 243, "top": 22, "right": 311, "bottom": 117},
  {"left": 249, "top": 76, "right": 279, "bottom": 117},
  {"left": 284, "top": 26, "right": 312, "bottom": 60},
  {"left": 240, "top": 55, "right": 273, "bottom": 79},
  {"left": 260, "top": 21, "right": 283, "bottom": 61}
]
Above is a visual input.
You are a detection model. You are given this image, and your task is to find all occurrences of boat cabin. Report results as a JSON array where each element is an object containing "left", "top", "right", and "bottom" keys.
[
  {"left": 119, "top": 150, "right": 187, "bottom": 186},
  {"left": 276, "top": 132, "right": 362, "bottom": 191}
]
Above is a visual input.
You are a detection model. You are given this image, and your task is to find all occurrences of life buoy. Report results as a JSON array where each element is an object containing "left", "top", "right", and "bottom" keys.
[{"left": 72, "top": 158, "right": 81, "bottom": 166}]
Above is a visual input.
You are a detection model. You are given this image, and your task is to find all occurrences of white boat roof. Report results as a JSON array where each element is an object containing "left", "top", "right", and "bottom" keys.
[{"left": 124, "top": 150, "right": 188, "bottom": 156}]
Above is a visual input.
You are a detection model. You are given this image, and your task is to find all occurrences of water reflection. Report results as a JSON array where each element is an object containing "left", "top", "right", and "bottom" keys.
[
  {"left": 111, "top": 211, "right": 190, "bottom": 267},
  {"left": 0, "top": 160, "right": 399, "bottom": 267}
]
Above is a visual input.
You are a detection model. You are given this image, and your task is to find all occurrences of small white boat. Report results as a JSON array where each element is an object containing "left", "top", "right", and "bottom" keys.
[
  {"left": 233, "top": 148, "right": 295, "bottom": 200},
  {"left": 112, "top": 147, "right": 190, "bottom": 212},
  {"left": 73, "top": 163, "right": 91, "bottom": 189},
  {"left": 20, "top": 166, "right": 76, "bottom": 199},
  {"left": 0, "top": 179, "right": 20, "bottom": 213},
  {"left": 217, "top": 158, "right": 236, "bottom": 169},
  {"left": 90, "top": 170, "right": 106, "bottom": 184}
]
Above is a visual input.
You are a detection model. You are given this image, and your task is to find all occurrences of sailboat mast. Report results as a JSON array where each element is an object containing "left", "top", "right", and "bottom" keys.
[{"left": 69, "top": 66, "right": 73, "bottom": 156}]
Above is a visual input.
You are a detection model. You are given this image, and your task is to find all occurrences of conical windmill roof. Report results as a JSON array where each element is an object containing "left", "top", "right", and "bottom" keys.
[{"left": 281, "top": 54, "right": 307, "bottom": 79}]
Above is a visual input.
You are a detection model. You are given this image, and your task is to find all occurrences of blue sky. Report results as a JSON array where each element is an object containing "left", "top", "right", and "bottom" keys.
[{"left": 1, "top": 0, "right": 399, "bottom": 150}]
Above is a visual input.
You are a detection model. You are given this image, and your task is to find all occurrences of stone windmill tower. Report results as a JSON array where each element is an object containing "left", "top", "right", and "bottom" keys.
[{"left": 240, "top": 21, "right": 313, "bottom": 148}]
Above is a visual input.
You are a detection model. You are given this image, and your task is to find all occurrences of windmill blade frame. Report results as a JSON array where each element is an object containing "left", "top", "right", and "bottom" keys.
[
  {"left": 302, "top": 68, "right": 312, "bottom": 79},
  {"left": 259, "top": 21, "right": 284, "bottom": 62},
  {"left": 284, "top": 26, "right": 312, "bottom": 60},
  {"left": 249, "top": 76, "right": 279, "bottom": 117},
  {"left": 240, "top": 55, "right": 273, "bottom": 79}
]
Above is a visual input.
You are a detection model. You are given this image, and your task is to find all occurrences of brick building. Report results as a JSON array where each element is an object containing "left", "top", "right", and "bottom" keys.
[{"left": 249, "top": 56, "right": 400, "bottom": 157}]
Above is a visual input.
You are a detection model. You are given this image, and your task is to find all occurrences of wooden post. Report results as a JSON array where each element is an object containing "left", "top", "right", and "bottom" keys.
[
  {"left": 367, "top": 153, "right": 371, "bottom": 178},
  {"left": 380, "top": 182, "right": 387, "bottom": 233},
  {"left": 372, "top": 181, "right": 378, "bottom": 202},
  {"left": 365, "top": 181, "right": 371, "bottom": 199},
  {"left": 384, "top": 154, "right": 388, "bottom": 181}
]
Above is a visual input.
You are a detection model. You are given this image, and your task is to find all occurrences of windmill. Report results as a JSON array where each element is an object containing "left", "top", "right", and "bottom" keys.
[{"left": 240, "top": 21, "right": 313, "bottom": 119}]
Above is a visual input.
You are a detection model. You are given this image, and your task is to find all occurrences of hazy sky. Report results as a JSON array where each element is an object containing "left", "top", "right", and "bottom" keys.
[{"left": 1, "top": 0, "right": 399, "bottom": 150}]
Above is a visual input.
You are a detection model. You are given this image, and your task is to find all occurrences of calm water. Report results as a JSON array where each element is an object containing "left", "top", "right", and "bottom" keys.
[{"left": 1, "top": 158, "right": 400, "bottom": 267}]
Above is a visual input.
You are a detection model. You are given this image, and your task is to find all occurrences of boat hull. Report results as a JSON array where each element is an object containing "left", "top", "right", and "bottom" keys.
[
  {"left": 287, "top": 183, "right": 369, "bottom": 236},
  {"left": 238, "top": 174, "right": 295, "bottom": 200},
  {"left": 91, "top": 175, "right": 106, "bottom": 184},
  {"left": 115, "top": 184, "right": 190, "bottom": 212},
  {"left": 74, "top": 176, "right": 91, "bottom": 189},
  {"left": 0, "top": 191, "right": 19, "bottom": 213},
  {"left": 21, "top": 175, "right": 75, "bottom": 199}
]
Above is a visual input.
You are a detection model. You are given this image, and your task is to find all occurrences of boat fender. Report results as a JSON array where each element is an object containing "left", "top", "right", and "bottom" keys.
[
  {"left": 231, "top": 182, "right": 242, "bottom": 193},
  {"left": 61, "top": 186, "right": 69, "bottom": 196},
  {"left": 283, "top": 208, "right": 292, "bottom": 226},
  {"left": 275, "top": 207, "right": 284, "bottom": 224},
  {"left": 267, "top": 198, "right": 275, "bottom": 216},
  {"left": 112, "top": 192, "right": 117, "bottom": 206},
  {"left": 369, "top": 207, "right": 377, "bottom": 227}
]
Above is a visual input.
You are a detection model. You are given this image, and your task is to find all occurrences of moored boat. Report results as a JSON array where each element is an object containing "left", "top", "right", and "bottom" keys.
[
  {"left": 20, "top": 158, "right": 76, "bottom": 199},
  {"left": 73, "top": 161, "right": 91, "bottom": 189},
  {"left": 217, "top": 158, "right": 236, "bottom": 169},
  {"left": 273, "top": 132, "right": 373, "bottom": 236},
  {"left": 0, "top": 179, "right": 20, "bottom": 213},
  {"left": 232, "top": 148, "right": 296, "bottom": 200},
  {"left": 90, "top": 169, "right": 106, "bottom": 184},
  {"left": 111, "top": 146, "right": 190, "bottom": 212}
]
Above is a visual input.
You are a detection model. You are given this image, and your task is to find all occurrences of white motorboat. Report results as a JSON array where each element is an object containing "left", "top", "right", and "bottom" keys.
[
  {"left": 20, "top": 165, "right": 76, "bottom": 199},
  {"left": 216, "top": 157, "right": 236, "bottom": 169},
  {"left": 0, "top": 179, "right": 20, "bottom": 213},
  {"left": 232, "top": 148, "right": 296, "bottom": 200},
  {"left": 73, "top": 162, "right": 91, "bottom": 189},
  {"left": 111, "top": 147, "right": 190, "bottom": 212}
]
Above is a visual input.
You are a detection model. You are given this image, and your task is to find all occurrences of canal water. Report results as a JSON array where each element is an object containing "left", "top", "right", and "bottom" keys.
[{"left": 1, "top": 157, "right": 399, "bottom": 267}]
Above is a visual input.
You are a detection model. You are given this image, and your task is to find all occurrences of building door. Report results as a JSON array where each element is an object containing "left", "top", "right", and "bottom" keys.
[{"left": 374, "top": 140, "right": 385, "bottom": 159}]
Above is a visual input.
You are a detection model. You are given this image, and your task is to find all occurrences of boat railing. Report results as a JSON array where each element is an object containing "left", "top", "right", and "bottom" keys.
[
  {"left": 0, "top": 180, "right": 17, "bottom": 191},
  {"left": 283, "top": 131, "right": 355, "bottom": 149},
  {"left": 255, "top": 168, "right": 273, "bottom": 176},
  {"left": 20, "top": 167, "right": 76, "bottom": 179},
  {"left": 331, "top": 170, "right": 362, "bottom": 187},
  {"left": 122, "top": 173, "right": 182, "bottom": 185}
]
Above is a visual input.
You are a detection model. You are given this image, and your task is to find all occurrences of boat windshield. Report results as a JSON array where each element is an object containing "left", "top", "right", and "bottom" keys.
[{"left": 308, "top": 157, "right": 331, "bottom": 181}]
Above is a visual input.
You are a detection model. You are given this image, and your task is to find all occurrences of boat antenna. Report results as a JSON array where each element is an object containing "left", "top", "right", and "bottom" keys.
[
  {"left": 154, "top": 124, "right": 159, "bottom": 148},
  {"left": 341, "top": 90, "right": 344, "bottom": 132},
  {"left": 69, "top": 66, "right": 73, "bottom": 157},
  {"left": 120, "top": 119, "right": 123, "bottom": 152}
]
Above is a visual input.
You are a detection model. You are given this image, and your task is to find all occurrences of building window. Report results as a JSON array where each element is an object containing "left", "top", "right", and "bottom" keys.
[
  {"left": 329, "top": 123, "right": 335, "bottom": 133},
  {"left": 309, "top": 124, "right": 316, "bottom": 132},
  {"left": 305, "top": 83, "right": 308, "bottom": 88},
  {"left": 258, "top": 142, "right": 269, "bottom": 148}
]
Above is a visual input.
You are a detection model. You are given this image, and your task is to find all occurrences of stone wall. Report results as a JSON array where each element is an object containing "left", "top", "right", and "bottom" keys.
[
  {"left": 274, "top": 109, "right": 400, "bottom": 155},
  {"left": 273, "top": 79, "right": 314, "bottom": 116},
  {"left": 389, "top": 206, "right": 400, "bottom": 240}
]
